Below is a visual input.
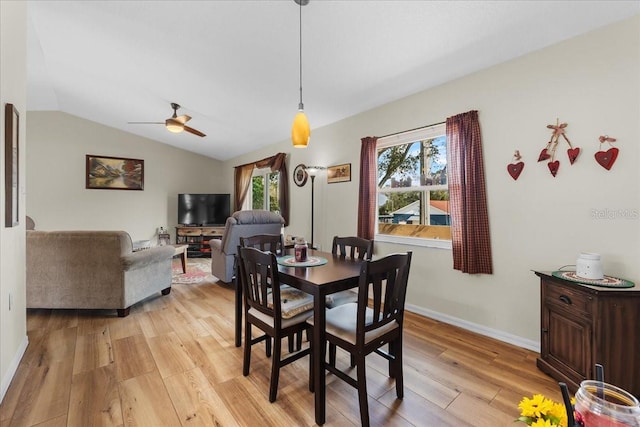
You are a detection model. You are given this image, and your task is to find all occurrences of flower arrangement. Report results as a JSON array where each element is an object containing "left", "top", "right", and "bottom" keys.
[{"left": 516, "top": 394, "right": 572, "bottom": 427}]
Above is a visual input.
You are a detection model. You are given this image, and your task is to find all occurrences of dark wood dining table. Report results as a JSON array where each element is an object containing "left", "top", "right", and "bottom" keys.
[{"left": 233, "top": 248, "right": 363, "bottom": 425}]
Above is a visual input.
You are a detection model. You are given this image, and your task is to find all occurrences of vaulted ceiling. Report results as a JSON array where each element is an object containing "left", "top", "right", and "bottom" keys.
[{"left": 27, "top": 1, "right": 640, "bottom": 160}]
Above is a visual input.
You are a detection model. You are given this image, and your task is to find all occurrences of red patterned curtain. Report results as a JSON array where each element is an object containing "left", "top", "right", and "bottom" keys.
[
  {"left": 357, "top": 136, "right": 378, "bottom": 240},
  {"left": 446, "top": 110, "right": 493, "bottom": 274}
]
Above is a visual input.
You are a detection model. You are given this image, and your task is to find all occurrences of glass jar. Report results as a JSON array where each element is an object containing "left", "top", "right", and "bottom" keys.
[
  {"left": 574, "top": 380, "right": 640, "bottom": 426},
  {"left": 294, "top": 239, "right": 308, "bottom": 262}
]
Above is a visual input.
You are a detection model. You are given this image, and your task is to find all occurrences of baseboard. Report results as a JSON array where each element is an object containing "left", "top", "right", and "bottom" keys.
[
  {"left": 0, "top": 334, "right": 28, "bottom": 404},
  {"left": 405, "top": 304, "right": 540, "bottom": 352}
]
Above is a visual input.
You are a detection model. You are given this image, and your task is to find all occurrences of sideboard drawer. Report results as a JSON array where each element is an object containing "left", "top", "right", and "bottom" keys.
[{"left": 544, "top": 282, "right": 593, "bottom": 317}]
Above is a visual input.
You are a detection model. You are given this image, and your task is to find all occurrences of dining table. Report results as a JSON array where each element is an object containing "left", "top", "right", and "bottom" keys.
[{"left": 233, "top": 248, "right": 363, "bottom": 425}]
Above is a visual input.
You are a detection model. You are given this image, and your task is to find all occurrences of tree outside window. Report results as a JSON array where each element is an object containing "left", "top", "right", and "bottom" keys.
[
  {"left": 377, "top": 124, "right": 450, "bottom": 241},
  {"left": 251, "top": 171, "right": 280, "bottom": 213}
]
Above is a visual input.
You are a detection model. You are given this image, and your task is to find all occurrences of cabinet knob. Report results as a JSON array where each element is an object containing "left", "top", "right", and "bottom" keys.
[{"left": 559, "top": 295, "right": 572, "bottom": 305}]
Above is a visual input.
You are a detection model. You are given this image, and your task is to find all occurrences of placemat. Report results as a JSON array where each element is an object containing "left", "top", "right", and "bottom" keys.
[
  {"left": 277, "top": 255, "right": 328, "bottom": 267},
  {"left": 552, "top": 271, "right": 635, "bottom": 288}
]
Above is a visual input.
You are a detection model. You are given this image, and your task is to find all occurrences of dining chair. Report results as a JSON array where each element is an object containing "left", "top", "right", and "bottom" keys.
[
  {"left": 309, "top": 251, "right": 412, "bottom": 427},
  {"left": 239, "top": 234, "right": 300, "bottom": 353},
  {"left": 326, "top": 236, "right": 375, "bottom": 366},
  {"left": 327, "top": 236, "right": 374, "bottom": 308},
  {"left": 237, "top": 246, "right": 314, "bottom": 402},
  {"left": 240, "top": 233, "right": 285, "bottom": 256}
]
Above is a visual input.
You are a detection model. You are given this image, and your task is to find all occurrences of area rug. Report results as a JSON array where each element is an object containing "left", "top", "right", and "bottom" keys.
[{"left": 172, "top": 257, "right": 219, "bottom": 285}]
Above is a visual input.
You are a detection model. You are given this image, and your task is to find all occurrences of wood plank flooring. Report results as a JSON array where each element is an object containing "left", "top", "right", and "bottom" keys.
[{"left": 0, "top": 259, "right": 562, "bottom": 426}]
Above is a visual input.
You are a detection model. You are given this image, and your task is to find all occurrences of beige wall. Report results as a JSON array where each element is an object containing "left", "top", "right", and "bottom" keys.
[
  {"left": 224, "top": 15, "right": 640, "bottom": 349},
  {"left": 26, "top": 112, "right": 226, "bottom": 242},
  {"left": 1, "top": 0, "right": 28, "bottom": 403}
]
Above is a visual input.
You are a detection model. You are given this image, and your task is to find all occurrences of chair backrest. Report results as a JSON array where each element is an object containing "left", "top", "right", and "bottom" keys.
[
  {"left": 220, "top": 210, "right": 284, "bottom": 256},
  {"left": 356, "top": 252, "right": 412, "bottom": 342},
  {"left": 238, "top": 246, "right": 282, "bottom": 323},
  {"left": 240, "top": 234, "right": 284, "bottom": 256},
  {"left": 332, "top": 236, "right": 374, "bottom": 260}
]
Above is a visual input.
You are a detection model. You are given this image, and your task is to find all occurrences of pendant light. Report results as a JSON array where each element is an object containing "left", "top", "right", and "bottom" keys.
[{"left": 292, "top": 0, "right": 310, "bottom": 148}]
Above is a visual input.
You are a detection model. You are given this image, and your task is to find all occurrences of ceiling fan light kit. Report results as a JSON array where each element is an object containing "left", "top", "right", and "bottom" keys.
[
  {"left": 292, "top": 0, "right": 310, "bottom": 148},
  {"left": 128, "top": 102, "right": 206, "bottom": 137},
  {"left": 165, "top": 118, "right": 184, "bottom": 133}
]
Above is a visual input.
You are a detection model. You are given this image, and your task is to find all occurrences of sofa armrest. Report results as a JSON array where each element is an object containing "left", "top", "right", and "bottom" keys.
[{"left": 121, "top": 246, "right": 174, "bottom": 271}]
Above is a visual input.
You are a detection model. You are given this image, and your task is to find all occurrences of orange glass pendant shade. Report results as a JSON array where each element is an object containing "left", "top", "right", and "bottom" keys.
[{"left": 292, "top": 110, "right": 310, "bottom": 147}]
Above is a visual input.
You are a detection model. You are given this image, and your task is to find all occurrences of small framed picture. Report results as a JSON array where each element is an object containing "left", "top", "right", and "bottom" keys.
[{"left": 327, "top": 163, "right": 351, "bottom": 184}]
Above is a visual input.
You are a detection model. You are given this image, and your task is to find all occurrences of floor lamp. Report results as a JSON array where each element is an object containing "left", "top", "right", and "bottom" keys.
[{"left": 305, "top": 166, "right": 324, "bottom": 249}]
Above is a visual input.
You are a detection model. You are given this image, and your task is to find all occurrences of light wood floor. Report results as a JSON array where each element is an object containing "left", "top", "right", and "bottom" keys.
[{"left": 0, "top": 259, "right": 562, "bottom": 427}]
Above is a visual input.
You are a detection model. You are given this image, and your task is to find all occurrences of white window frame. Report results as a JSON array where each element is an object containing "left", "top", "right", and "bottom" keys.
[
  {"left": 244, "top": 168, "right": 280, "bottom": 214},
  {"left": 375, "top": 123, "right": 452, "bottom": 250}
]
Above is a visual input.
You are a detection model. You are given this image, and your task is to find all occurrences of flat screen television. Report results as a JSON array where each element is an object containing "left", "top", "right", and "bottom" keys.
[{"left": 178, "top": 193, "right": 231, "bottom": 226}]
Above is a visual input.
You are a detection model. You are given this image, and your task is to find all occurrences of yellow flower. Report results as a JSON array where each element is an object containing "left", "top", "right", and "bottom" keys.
[
  {"left": 548, "top": 401, "right": 568, "bottom": 427},
  {"left": 519, "top": 394, "right": 554, "bottom": 418},
  {"left": 530, "top": 419, "right": 555, "bottom": 427}
]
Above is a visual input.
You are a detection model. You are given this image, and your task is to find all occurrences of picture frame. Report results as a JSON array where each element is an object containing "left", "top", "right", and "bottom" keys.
[
  {"left": 5, "top": 103, "right": 19, "bottom": 227},
  {"left": 327, "top": 163, "right": 351, "bottom": 184},
  {"left": 86, "top": 155, "right": 144, "bottom": 190}
]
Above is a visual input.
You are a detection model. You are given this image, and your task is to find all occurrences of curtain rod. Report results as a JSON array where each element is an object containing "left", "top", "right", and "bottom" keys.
[{"left": 377, "top": 121, "right": 445, "bottom": 139}]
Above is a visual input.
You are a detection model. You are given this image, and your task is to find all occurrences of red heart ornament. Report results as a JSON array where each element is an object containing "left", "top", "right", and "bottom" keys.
[
  {"left": 538, "top": 148, "right": 551, "bottom": 162},
  {"left": 595, "top": 147, "right": 619, "bottom": 170},
  {"left": 567, "top": 147, "right": 580, "bottom": 164},
  {"left": 507, "top": 161, "right": 524, "bottom": 180},
  {"left": 547, "top": 160, "right": 560, "bottom": 177}
]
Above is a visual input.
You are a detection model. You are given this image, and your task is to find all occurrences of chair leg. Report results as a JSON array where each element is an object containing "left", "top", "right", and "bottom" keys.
[
  {"left": 395, "top": 337, "right": 404, "bottom": 399},
  {"left": 296, "top": 331, "right": 303, "bottom": 351},
  {"left": 356, "top": 356, "right": 370, "bottom": 427},
  {"left": 388, "top": 341, "right": 396, "bottom": 378},
  {"left": 269, "top": 335, "right": 282, "bottom": 403},
  {"left": 350, "top": 353, "right": 356, "bottom": 368},
  {"left": 329, "top": 343, "right": 337, "bottom": 367},
  {"left": 308, "top": 330, "right": 314, "bottom": 392},
  {"left": 265, "top": 336, "right": 272, "bottom": 358},
  {"left": 288, "top": 335, "right": 294, "bottom": 353},
  {"left": 243, "top": 323, "right": 252, "bottom": 376}
]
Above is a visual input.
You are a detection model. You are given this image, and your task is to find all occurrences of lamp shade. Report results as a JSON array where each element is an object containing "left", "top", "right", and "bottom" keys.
[
  {"left": 165, "top": 118, "right": 184, "bottom": 133},
  {"left": 292, "top": 110, "right": 310, "bottom": 148}
]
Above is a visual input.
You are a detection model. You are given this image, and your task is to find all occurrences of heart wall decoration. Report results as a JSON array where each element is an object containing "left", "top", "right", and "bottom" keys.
[
  {"left": 507, "top": 150, "right": 524, "bottom": 180},
  {"left": 595, "top": 135, "right": 619, "bottom": 171},
  {"left": 538, "top": 119, "right": 580, "bottom": 177}
]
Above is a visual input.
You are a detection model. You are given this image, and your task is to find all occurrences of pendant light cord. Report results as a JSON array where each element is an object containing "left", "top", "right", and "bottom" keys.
[{"left": 298, "top": 0, "right": 304, "bottom": 110}]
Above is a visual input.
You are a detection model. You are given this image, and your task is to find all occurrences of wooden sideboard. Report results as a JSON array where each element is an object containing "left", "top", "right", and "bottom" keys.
[
  {"left": 534, "top": 271, "right": 640, "bottom": 397},
  {"left": 175, "top": 226, "right": 224, "bottom": 257}
]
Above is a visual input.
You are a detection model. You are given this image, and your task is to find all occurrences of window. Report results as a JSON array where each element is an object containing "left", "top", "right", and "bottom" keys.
[
  {"left": 376, "top": 123, "right": 451, "bottom": 248},
  {"left": 249, "top": 170, "right": 280, "bottom": 213}
]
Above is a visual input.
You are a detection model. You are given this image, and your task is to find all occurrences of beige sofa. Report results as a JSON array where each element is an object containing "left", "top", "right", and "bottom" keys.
[
  {"left": 210, "top": 210, "right": 285, "bottom": 282},
  {"left": 26, "top": 230, "right": 175, "bottom": 317}
]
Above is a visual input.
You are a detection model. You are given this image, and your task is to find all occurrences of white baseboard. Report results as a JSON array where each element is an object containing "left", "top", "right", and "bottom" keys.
[
  {"left": 0, "top": 335, "right": 28, "bottom": 404},
  {"left": 406, "top": 304, "right": 540, "bottom": 353}
]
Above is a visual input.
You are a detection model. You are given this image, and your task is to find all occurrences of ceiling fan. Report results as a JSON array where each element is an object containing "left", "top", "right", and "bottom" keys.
[{"left": 128, "top": 102, "right": 206, "bottom": 137}]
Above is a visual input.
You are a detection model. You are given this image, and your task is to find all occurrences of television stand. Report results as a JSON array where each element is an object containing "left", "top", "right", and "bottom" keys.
[{"left": 175, "top": 226, "right": 224, "bottom": 258}]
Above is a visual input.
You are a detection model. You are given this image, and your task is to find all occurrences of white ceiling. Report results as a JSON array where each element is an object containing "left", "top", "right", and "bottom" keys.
[{"left": 27, "top": 1, "right": 640, "bottom": 161}]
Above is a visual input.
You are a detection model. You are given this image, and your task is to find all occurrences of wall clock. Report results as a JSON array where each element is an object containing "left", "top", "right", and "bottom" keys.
[{"left": 293, "top": 164, "right": 308, "bottom": 187}]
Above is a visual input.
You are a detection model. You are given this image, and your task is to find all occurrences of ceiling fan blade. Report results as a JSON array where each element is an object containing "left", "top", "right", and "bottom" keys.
[
  {"left": 128, "top": 121, "right": 164, "bottom": 124},
  {"left": 184, "top": 125, "right": 206, "bottom": 137},
  {"left": 174, "top": 114, "right": 191, "bottom": 124}
]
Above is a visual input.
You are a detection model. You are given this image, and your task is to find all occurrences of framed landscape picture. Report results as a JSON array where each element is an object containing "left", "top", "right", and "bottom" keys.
[
  {"left": 327, "top": 163, "right": 351, "bottom": 184},
  {"left": 86, "top": 155, "right": 144, "bottom": 190},
  {"left": 5, "top": 103, "right": 19, "bottom": 227}
]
